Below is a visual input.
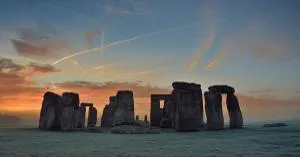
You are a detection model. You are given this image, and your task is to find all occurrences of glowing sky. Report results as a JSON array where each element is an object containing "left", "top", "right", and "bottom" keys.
[{"left": 0, "top": 0, "right": 299, "bottom": 122}]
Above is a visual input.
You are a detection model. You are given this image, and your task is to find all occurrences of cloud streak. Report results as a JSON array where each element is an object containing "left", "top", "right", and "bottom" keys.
[
  {"left": 52, "top": 22, "right": 199, "bottom": 65},
  {"left": 205, "top": 43, "right": 232, "bottom": 71}
]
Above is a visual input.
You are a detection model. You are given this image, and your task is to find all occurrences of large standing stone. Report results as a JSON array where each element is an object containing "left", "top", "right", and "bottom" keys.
[
  {"left": 172, "top": 82, "right": 203, "bottom": 131},
  {"left": 113, "top": 91, "right": 135, "bottom": 126},
  {"left": 226, "top": 94, "right": 243, "bottom": 128},
  {"left": 60, "top": 92, "right": 80, "bottom": 131},
  {"left": 150, "top": 98, "right": 161, "bottom": 127},
  {"left": 160, "top": 95, "right": 174, "bottom": 128},
  {"left": 101, "top": 96, "right": 118, "bottom": 127},
  {"left": 39, "top": 92, "right": 62, "bottom": 130},
  {"left": 175, "top": 90, "right": 199, "bottom": 131},
  {"left": 88, "top": 106, "right": 97, "bottom": 127},
  {"left": 204, "top": 91, "right": 224, "bottom": 130},
  {"left": 75, "top": 106, "right": 86, "bottom": 128}
]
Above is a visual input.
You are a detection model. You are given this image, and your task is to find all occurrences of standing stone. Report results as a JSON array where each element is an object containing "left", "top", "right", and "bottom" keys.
[
  {"left": 160, "top": 95, "right": 174, "bottom": 128},
  {"left": 75, "top": 106, "right": 86, "bottom": 128},
  {"left": 101, "top": 96, "right": 117, "bottom": 127},
  {"left": 204, "top": 91, "right": 224, "bottom": 130},
  {"left": 60, "top": 92, "right": 80, "bottom": 131},
  {"left": 39, "top": 92, "right": 61, "bottom": 130},
  {"left": 135, "top": 115, "right": 139, "bottom": 121},
  {"left": 88, "top": 106, "right": 97, "bottom": 127},
  {"left": 144, "top": 115, "right": 148, "bottom": 123},
  {"left": 175, "top": 90, "right": 198, "bottom": 131},
  {"left": 227, "top": 94, "right": 243, "bottom": 128},
  {"left": 150, "top": 98, "right": 161, "bottom": 127},
  {"left": 113, "top": 90, "right": 135, "bottom": 126}
]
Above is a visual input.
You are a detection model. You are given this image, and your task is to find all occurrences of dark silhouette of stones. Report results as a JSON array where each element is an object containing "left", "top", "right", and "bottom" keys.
[
  {"left": 226, "top": 94, "right": 243, "bottom": 128},
  {"left": 208, "top": 85, "right": 235, "bottom": 94},
  {"left": 204, "top": 91, "right": 224, "bottom": 130},
  {"left": 81, "top": 102, "right": 93, "bottom": 107},
  {"left": 135, "top": 115, "right": 139, "bottom": 121},
  {"left": 263, "top": 123, "right": 287, "bottom": 127},
  {"left": 160, "top": 118, "right": 172, "bottom": 128},
  {"left": 60, "top": 92, "right": 80, "bottom": 131},
  {"left": 144, "top": 115, "right": 148, "bottom": 123},
  {"left": 172, "top": 82, "right": 203, "bottom": 131},
  {"left": 101, "top": 96, "right": 117, "bottom": 127},
  {"left": 88, "top": 106, "right": 97, "bottom": 127},
  {"left": 113, "top": 91, "right": 135, "bottom": 126},
  {"left": 39, "top": 92, "right": 62, "bottom": 130},
  {"left": 75, "top": 106, "right": 86, "bottom": 128},
  {"left": 134, "top": 120, "right": 150, "bottom": 127}
]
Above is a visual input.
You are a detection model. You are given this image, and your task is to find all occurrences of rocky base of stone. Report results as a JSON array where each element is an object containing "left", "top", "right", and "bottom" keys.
[
  {"left": 110, "top": 125, "right": 160, "bottom": 134},
  {"left": 263, "top": 123, "right": 288, "bottom": 128}
]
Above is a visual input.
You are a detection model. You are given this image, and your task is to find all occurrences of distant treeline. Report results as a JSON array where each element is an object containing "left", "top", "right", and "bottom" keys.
[{"left": 0, "top": 114, "right": 21, "bottom": 124}]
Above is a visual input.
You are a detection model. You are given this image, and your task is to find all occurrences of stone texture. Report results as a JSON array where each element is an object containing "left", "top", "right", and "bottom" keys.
[
  {"left": 204, "top": 92, "right": 224, "bottom": 130},
  {"left": 75, "top": 106, "right": 86, "bottom": 128},
  {"left": 101, "top": 96, "right": 118, "bottom": 127},
  {"left": 208, "top": 85, "right": 235, "bottom": 94},
  {"left": 226, "top": 94, "right": 243, "bottom": 128},
  {"left": 150, "top": 98, "right": 161, "bottom": 127},
  {"left": 175, "top": 90, "right": 199, "bottom": 131},
  {"left": 60, "top": 92, "right": 80, "bottom": 131},
  {"left": 113, "top": 91, "right": 135, "bottom": 126},
  {"left": 39, "top": 92, "right": 62, "bottom": 130},
  {"left": 88, "top": 106, "right": 97, "bottom": 127}
]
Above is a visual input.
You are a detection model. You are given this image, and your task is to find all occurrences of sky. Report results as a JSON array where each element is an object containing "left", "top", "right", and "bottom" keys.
[{"left": 0, "top": 0, "right": 299, "bottom": 123}]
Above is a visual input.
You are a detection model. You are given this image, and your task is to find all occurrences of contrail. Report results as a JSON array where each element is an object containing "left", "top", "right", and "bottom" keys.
[
  {"left": 130, "top": 67, "right": 168, "bottom": 76},
  {"left": 205, "top": 43, "right": 232, "bottom": 71},
  {"left": 52, "top": 23, "right": 199, "bottom": 65}
]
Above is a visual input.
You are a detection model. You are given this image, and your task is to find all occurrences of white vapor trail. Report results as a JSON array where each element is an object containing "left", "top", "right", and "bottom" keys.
[{"left": 52, "top": 23, "right": 199, "bottom": 65}]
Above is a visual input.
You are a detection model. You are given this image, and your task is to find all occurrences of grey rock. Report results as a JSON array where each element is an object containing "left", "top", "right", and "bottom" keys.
[
  {"left": 226, "top": 94, "right": 243, "bottom": 129},
  {"left": 208, "top": 85, "right": 235, "bottom": 94},
  {"left": 60, "top": 106, "right": 76, "bottom": 131},
  {"left": 39, "top": 91, "right": 61, "bottom": 130},
  {"left": 75, "top": 106, "right": 86, "bottom": 128},
  {"left": 150, "top": 98, "right": 161, "bottom": 127},
  {"left": 113, "top": 90, "right": 135, "bottom": 126},
  {"left": 88, "top": 106, "right": 97, "bottom": 127},
  {"left": 204, "top": 91, "right": 224, "bottom": 130}
]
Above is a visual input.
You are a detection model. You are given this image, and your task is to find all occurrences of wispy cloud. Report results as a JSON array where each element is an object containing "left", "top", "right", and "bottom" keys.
[
  {"left": 10, "top": 21, "right": 71, "bottom": 60},
  {"left": 187, "top": 1, "right": 219, "bottom": 71},
  {"left": 205, "top": 42, "right": 232, "bottom": 71},
  {"left": 52, "top": 22, "right": 199, "bottom": 65}
]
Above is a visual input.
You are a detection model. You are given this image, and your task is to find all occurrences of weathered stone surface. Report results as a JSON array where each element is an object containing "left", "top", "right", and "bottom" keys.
[
  {"left": 88, "top": 106, "right": 97, "bottom": 127},
  {"left": 39, "top": 92, "right": 62, "bottom": 130},
  {"left": 61, "top": 92, "right": 80, "bottom": 108},
  {"left": 226, "top": 94, "right": 243, "bottom": 128},
  {"left": 60, "top": 106, "right": 76, "bottom": 131},
  {"left": 150, "top": 98, "right": 161, "bottom": 127},
  {"left": 175, "top": 90, "right": 199, "bottom": 131},
  {"left": 75, "top": 106, "right": 86, "bottom": 128},
  {"left": 113, "top": 90, "right": 135, "bottom": 126},
  {"left": 172, "top": 82, "right": 201, "bottom": 91},
  {"left": 204, "top": 92, "right": 224, "bottom": 130},
  {"left": 160, "top": 118, "right": 172, "bottom": 128},
  {"left": 208, "top": 85, "right": 235, "bottom": 94},
  {"left": 81, "top": 102, "right": 93, "bottom": 107},
  {"left": 101, "top": 96, "right": 118, "bottom": 127}
]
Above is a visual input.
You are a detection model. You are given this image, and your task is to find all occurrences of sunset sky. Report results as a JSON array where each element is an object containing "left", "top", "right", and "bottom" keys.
[{"left": 0, "top": 0, "right": 299, "bottom": 123}]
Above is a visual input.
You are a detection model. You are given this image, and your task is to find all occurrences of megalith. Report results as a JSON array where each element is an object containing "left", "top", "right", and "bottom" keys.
[
  {"left": 150, "top": 98, "right": 161, "bottom": 127},
  {"left": 39, "top": 91, "right": 62, "bottom": 130},
  {"left": 172, "top": 82, "right": 203, "bottom": 131},
  {"left": 226, "top": 93, "right": 243, "bottom": 128},
  {"left": 113, "top": 90, "right": 135, "bottom": 126},
  {"left": 88, "top": 106, "right": 97, "bottom": 127},
  {"left": 204, "top": 91, "right": 224, "bottom": 130},
  {"left": 60, "top": 92, "right": 80, "bottom": 131},
  {"left": 101, "top": 96, "right": 118, "bottom": 127},
  {"left": 75, "top": 104, "right": 87, "bottom": 128}
]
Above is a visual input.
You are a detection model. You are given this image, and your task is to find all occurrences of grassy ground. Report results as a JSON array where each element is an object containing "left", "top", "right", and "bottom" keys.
[{"left": 0, "top": 121, "right": 299, "bottom": 157}]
